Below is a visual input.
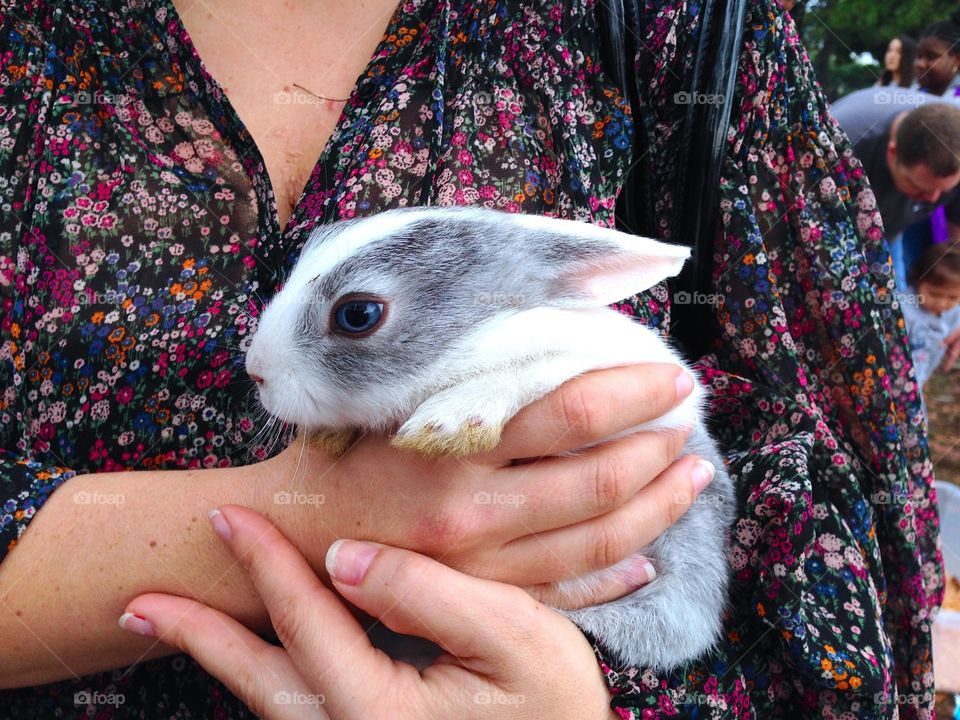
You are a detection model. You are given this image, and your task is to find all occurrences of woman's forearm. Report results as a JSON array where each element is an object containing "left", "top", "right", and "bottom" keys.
[
  {"left": 0, "top": 455, "right": 323, "bottom": 688},
  {"left": 0, "top": 366, "right": 700, "bottom": 690}
]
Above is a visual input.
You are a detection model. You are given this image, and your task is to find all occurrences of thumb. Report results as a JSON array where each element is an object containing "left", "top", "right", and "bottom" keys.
[{"left": 326, "top": 539, "right": 558, "bottom": 677}]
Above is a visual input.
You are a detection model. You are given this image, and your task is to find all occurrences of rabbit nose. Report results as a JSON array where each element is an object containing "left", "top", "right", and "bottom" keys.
[{"left": 249, "top": 373, "right": 264, "bottom": 385}]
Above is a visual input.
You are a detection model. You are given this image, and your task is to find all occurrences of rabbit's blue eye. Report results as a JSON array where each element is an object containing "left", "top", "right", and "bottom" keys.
[{"left": 334, "top": 301, "right": 384, "bottom": 334}]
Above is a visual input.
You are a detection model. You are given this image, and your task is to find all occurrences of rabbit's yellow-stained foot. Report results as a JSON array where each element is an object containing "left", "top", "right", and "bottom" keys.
[
  {"left": 307, "top": 428, "right": 358, "bottom": 457},
  {"left": 392, "top": 417, "right": 504, "bottom": 457}
]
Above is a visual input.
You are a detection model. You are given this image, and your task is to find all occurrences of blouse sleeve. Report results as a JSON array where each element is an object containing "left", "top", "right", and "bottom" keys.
[
  {"left": 0, "top": 2, "right": 79, "bottom": 563},
  {"left": 596, "top": 0, "right": 942, "bottom": 718},
  {"left": 0, "top": 451, "right": 75, "bottom": 560}
]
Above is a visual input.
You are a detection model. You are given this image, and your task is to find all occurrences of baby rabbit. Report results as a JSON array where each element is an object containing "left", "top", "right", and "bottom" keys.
[{"left": 245, "top": 205, "right": 734, "bottom": 671}]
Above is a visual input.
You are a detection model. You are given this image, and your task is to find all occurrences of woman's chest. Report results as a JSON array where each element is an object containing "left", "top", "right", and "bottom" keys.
[
  {"left": 0, "top": 0, "right": 637, "bottom": 467},
  {"left": 171, "top": 0, "right": 399, "bottom": 229},
  {"left": 222, "top": 91, "right": 346, "bottom": 229}
]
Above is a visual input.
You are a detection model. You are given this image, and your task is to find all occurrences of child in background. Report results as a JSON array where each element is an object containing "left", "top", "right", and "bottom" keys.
[{"left": 900, "top": 243, "right": 960, "bottom": 387}]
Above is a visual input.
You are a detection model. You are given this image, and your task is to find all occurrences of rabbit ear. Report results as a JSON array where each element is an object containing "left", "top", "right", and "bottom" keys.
[{"left": 506, "top": 214, "right": 692, "bottom": 307}]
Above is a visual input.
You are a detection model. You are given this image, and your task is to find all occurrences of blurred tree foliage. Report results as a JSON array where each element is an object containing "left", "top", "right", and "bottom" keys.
[{"left": 792, "top": 0, "right": 957, "bottom": 101}]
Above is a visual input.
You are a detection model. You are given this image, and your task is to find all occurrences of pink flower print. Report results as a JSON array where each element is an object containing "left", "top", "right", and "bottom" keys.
[
  {"left": 0, "top": 255, "right": 12, "bottom": 287},
  {"left": 174, "top": 141, "right": 195, "bottom": 159},
  {"left": 192, "top": 118, "right": 215, "bottom": 135},
  {"left": 657, "top": 694, "right": 678, "bottom": 715},
  {"left": 195, "top": 138, "right": 215, "bottom": 159}
]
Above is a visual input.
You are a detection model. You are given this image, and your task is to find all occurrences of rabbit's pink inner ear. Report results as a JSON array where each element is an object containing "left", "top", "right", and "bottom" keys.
[{"left": 563, "top": 243, "right": 691, "bottom": 307}]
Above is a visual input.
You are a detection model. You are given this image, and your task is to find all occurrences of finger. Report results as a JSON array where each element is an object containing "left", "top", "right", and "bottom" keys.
[
  {"left": 489, "top": 427, "right": 691, "bottom": 538},
  {"left": 121, "top": 594, "right": 326, "bottom": 720},
  {"left": 489, "top": 363, "right": 695, "bottom": 461},
  {"left": 395, "top": 429, "right": 688, "bottom": 575},
  {"left": 326, "top": 538, "right": 560, "bottom": 679},
  {"left": 209, "top": 505, "right": 401, "bottom": 717},
  {"left": 455, "top": 430, "right": 689, "bottom": 581},
  {"left": 492, "top": 454, "right": 713, "bottom": 585},
  {"left": 525, "top": 554, "right": 656, "bottom": 608},
  {"left": 444, "top": 429, "right": 690, "bottom": 577}
]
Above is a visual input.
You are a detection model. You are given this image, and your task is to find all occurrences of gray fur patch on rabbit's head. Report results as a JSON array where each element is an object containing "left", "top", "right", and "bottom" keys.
[{"left": 245, "top": 206, "right": 690, "bottom": 430}]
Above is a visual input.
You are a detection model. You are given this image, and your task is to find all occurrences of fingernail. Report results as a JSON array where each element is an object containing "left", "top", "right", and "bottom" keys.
[
  {"left": 691, "top": 459, "right": 715, "bottom": 494},
  {"left": 326, "top": 539, "right": 380, "bottom": 586},
  {"left": 119, "top": 612, "right": 156, "bottom": 638},
  {"left": 208, "top": 508, "right": 232, "bottom": 541},
  {"left": 629, "top": 557, "right": 657, "bottom": 587},
  {"left": 676, "top": 370, "right": 695, "bottom": 399}
]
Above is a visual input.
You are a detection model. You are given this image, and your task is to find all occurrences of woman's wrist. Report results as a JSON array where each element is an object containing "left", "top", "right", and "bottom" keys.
[{"left": 243, "top": 441, "right": 345, "bottom": 581}]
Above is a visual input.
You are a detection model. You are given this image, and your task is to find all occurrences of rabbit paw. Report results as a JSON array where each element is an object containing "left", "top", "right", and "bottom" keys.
[
  {"left": 392, "top": 414, "right": 503, "bottom": 456},
  {"left": 307, "top": 428, "right": 358, "bottom": 457},
  {"left": 392, "top": 383, "right": 513, "bottom": 456},
  {"left": 392, "top": 371, "right": 547, "bottom": 456}
]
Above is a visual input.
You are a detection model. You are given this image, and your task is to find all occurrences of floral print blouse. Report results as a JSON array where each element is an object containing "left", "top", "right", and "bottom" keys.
[{"left": 0, "top": 0, "right": 944, "bottom": 718}]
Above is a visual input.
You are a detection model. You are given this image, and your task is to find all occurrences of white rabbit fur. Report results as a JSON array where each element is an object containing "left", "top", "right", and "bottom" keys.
[{"left": 245, "top": 205, "right": 734, "bottom": 671}]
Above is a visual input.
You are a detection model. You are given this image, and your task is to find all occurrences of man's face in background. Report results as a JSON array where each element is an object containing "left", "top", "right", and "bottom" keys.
[{"left": 888, "top": 153, "right": 960, "bottom": 204}]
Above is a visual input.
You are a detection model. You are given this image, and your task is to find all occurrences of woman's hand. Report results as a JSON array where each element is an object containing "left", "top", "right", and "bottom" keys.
[
  {"left": 260, "top": 363, "right": 714, "bottom": 608},
  {"left": 0, "top": 363, "right": 710, "bottom": 688},
  {"left": 120, "top": 505, "right": 621, "bottom": 720}
]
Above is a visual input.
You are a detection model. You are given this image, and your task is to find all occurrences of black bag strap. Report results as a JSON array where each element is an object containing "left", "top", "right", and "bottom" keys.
[{"left": 598, "top": 0, "right": 749, "bottom": 360}]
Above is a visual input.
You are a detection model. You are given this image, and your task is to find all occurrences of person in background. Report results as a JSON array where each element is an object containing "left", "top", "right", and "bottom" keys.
[
  {"left": 878, "top": 35, "right": 916, "bottom": 88},
  {"left": 900, "top": 244, "right": 960, "bottom": 388},
  {"left": 913, "top": 16, "right": 960, "bottom": 97},
  {"left": 896, "top": 17, "right": 960, "bottom": 339},
  {"left": 830, "top": 88, "right": 960, "bottom": 282}
]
